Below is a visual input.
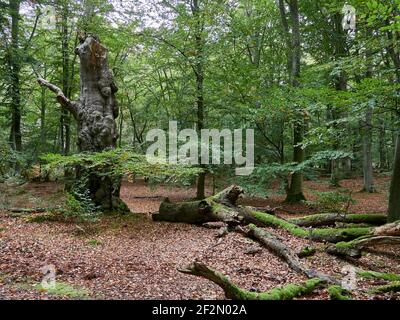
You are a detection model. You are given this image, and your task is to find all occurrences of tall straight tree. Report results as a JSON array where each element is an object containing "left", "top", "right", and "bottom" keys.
[
  {"left": 278, "top": 0, "right": 306, "bottom": 202},
  {"left": 57, "top": 0, "right": 72, "bottom": 155},
  {"left": 386, "top": 17, "right": 400, "bottom": 222},
  {"left": 192, "top": 0, "right": 206, "bottom": 200},
  {"left": 8, "top": 0, "right": 22, "bottom": 153}
]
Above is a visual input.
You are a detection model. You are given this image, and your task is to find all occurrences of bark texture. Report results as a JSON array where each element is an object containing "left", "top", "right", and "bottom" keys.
[
  {"left": 38, "top": 36, "right": 126, "bottom": 211},
  {"left": 9, "top": 0, "right": 22, "bottom": 154},
  {"left": 388, "top": 134, "right": 400, "bottom": 222},
  {"left": 178, "top": 261, "right": 323, "bottom": 300}
]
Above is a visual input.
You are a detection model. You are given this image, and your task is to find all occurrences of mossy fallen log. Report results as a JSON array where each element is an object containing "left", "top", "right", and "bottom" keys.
[
  {"left": 153, "top": 185, "right": 248, "bottom": 225},
  {"left": 357, "top": 270, "right": 400, "bottom": 281},
  {"left": 328, "top": 285, "right": 352, "bottom": 300},
  {"left": 248, "top": 210, "right": 372, "bottom": 243},
  {"left": 369, "top": 281, "right": 400, "bottom": 294},
  {"left": 326, "top": 236, "right": 400, "bottom": 258},
  {"left": 242, "top": 224, "right": 339, "bottom": 284},
  {"left": 154, "top": 186, "right": 373, "bottom": 243},
  {"left": 289, "top": 213, "right": 387, "bottom": 228},
  {"left": 178, "top": 261, "right": 323, "bottom": 300}
]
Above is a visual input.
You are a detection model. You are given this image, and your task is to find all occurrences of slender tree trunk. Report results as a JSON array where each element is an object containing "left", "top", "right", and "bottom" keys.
[
  {"left": 387, "top": 24, "right": 400, "bottom": 222},
  {"left": 9, "top": 0, "right": 22, "bottom": 155},
  {"left": 388, "top": 134, "right": 400, "bottom": 222},
  {"left": 59, "top": 1, "right": 71, "bottom": 155},
  {"left": 193, "top": 0, "right": 206, "bottom": 200},
  {"left": 40, "top": 87, "right": 46, "bottom": 148},
  {"left": 284, "top": 0, "right": 306, "bottom": 203},
  {"left": 378, "top": 119, "right": 387, "bottom": 171}
]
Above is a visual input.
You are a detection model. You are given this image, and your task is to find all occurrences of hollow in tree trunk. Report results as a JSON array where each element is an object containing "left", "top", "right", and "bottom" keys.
[{"left": 38, "top": 35, "right": 127, "bottom": 212}]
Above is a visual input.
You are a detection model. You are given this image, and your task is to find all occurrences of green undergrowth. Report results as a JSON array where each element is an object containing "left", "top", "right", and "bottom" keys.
[
  {"left": 357, "top": 270, "right": 400, "bottom": 282},
  {"left": 34, "top": 282, "right": 90, "bottom": 299},
  {"left": 249, "top": 210, "right": 371, "bottom": 242}
]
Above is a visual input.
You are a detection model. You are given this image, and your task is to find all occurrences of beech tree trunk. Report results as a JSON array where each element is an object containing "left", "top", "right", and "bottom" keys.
[
  {"left": 38, "top": 36, "right": 126, "bottom": 212},
  {"left": 388, "top": 134, "right": 400, "bottom": 222},
  {"left": 9, "top": 0, "right": 22, "bottom": 155},
  {"left": 279, "top": 0, "right": 306, "bottom": 203},
  {"left": 192, "top": 0, "right": 206, "bottom": 200}
]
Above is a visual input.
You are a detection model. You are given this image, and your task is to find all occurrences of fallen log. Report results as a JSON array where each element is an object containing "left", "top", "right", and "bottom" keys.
[
  {"left": 326, "top": 236, "right": 400, "bottom": 258},
  {"left": 357, "top": 270, "right": 400, "bottom": 282},
  {"left": 370, "top": 281, "right": 400, "bottom": 294},
  {"left": 326, "top": 221, "right": 400, "bottom": 258},
  {"left": 178, "top": 261, "right": 323, "bottom": 300},
  {"left": 247, "top": 210, "right": 372, "bottom": 243},
  {"left": 328, "top": 285, "right": 352, "bottom": 300},
  {"left": 153, "top": 186, "right": 373, "bottom": 243},
  {"left": 289, "top": 213, "right": 387, "bottom": 228},
  {"left": 152, "top": 185, "right": 246, "bottom": 226},
  {"left": 241, "top": 224, "right": 340, "bottom": 284}
]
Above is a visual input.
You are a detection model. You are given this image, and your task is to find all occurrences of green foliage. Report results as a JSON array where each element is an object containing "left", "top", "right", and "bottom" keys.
[
  {"left": 40, "top": 148, "right": 202, "bottom": 186},
  {"left": 34, "top": 282, "right": 90, "bottom": 299},
  {"left": 312, "top": 191, "right": 355, "bottom": 213},
  {"left": 62, "top": 191, "right": 100, "bottom": 222}
]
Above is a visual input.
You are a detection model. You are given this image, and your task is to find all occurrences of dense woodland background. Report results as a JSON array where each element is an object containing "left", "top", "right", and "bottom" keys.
[{"left": 1, "top": 0, "right": 400, "bottom": 301}]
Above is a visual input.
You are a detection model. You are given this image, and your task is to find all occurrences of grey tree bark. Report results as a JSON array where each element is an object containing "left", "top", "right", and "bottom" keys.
[
  {"left": 278, "top": 0, "right": 306, "bottom": 203},
  {"left": 192, "top": 0, "right": 206, "bottom": 200},
  {"left": 386, "top": 21, "right": 400, "bottom": 222},
  {"left": 361, "top": 104, "right": 375, "bottom": 193},
  {"left": 9, "top": 0, "right": 22, "bottom": 154},
  {"left": 388, "top": 134, "right": 400, "bottom": 222},
  {"left": 38, "top": 36, "right": 127, "bottom": 212}
]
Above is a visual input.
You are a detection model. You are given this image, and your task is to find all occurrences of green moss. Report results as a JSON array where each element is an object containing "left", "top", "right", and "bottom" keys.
[
  {"left": 87, "top": 239, "right": 102, "bottom": 246},
  {"left": 257, "top": 278, "right": 322, "bottom": 300},
  {"left": 250, "top": 211, "right": 371, "bottom": 242},
  {"left": 289, "top": 213, "right": 386, "bottom": 226},
  {"left": 370, "top": 281, "right": 400, "bottom": 294},
  {"left": 310, "top": 227, "right": 371, "bottom": 242},
  {"left": 358, "top": 271, "right": 400, "bottom": 282},
  {"left": 250, "top": 211, "right": 308, "bottom": 237},
  {"left": 328, "top": 285, "right": 352, "bottom": 300},
  {"left": 34, "top": 282, "right": 90, "bottom": 299}
]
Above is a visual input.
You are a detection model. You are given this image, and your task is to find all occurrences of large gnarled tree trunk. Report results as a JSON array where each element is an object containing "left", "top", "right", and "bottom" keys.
[{"left": 38, "top": 36, "right": 126, "bottom": 212}]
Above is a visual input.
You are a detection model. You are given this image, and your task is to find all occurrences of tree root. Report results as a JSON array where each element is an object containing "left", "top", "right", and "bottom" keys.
[
  {"left": 178, "top": 261, "right": 323, "bottom": 300},
  {"left": 369, "top": 281, "right": 400, "bottom": 294}
]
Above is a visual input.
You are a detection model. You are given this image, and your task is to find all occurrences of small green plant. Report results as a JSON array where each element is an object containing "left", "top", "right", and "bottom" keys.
[
  {"left": 34, "top": 282, "right": 90, "bottom": 299},
  {"left": 87, "top": 239, "right": 102, "bottom": 246},
  {"left": 312, "top": 190, "right": 355, "bottom": 213},
  {"left": 62, "top": 190, "right": 100, "bottom": 222}
]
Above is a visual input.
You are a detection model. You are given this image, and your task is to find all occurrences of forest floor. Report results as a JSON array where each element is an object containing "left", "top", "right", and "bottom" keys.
[{"left": 1, "top": 176, "right": 400, "bottom": 300}]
